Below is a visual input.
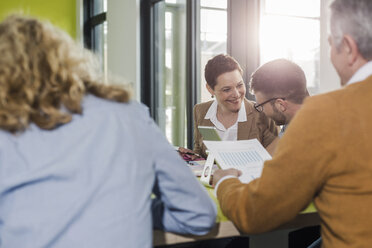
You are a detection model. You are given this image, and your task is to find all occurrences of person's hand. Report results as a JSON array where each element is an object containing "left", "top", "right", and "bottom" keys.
[
  {"left": 212, "top": 168, "right": 242, "bottom": 187},
  {"left": 177, "top": 147, "right": 200, "bottom": 161}
]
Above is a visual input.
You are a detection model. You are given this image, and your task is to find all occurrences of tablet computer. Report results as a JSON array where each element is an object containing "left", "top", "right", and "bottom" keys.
[{"left": 198, "top": 126, "right": 221, "bottom": 141}]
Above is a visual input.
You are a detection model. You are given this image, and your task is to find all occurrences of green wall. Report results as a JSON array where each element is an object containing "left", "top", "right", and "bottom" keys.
[{"left": 0, "top": 0, "right": 76, "bottom": 38}]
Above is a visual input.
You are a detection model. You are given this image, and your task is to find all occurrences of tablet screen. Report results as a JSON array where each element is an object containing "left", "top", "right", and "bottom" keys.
[{"left": 198, "top": 126, "right": 221, "bottom": 141}]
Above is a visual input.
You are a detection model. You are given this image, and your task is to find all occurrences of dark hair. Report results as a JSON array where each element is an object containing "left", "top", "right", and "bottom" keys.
[
  {"left": 249, "top": 59, "right": 308, "bottom": 104},
  {"left": 204, "top": 54, "right": 243, "bottom": 89}
]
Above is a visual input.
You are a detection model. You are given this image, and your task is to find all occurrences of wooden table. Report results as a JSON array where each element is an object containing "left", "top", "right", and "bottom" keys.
[{"left": 153, "top": 186, "right": 320, "bottom": 247}]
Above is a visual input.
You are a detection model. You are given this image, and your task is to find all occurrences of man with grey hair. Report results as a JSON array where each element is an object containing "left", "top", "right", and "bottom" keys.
[{"left": 212, "top": 0, "right": 372, "bottom": 247}]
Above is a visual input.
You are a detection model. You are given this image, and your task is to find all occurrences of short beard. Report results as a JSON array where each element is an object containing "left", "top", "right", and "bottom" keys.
[{"left": 272, "top": 104, "right": 287, "bottom": 126}]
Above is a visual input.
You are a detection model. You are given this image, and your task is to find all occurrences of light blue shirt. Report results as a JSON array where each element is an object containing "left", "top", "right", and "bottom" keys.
[{"left": 0, "top": 95, "right": 217, "bottom": 248}]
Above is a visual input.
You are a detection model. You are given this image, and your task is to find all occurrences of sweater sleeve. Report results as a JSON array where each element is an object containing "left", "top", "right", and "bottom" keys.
[
  {"left": 217, "top": 95, "right": 339, "bottom": 234},
  {"left": 149, "top": 108, "right": 217, "bottom": 235}
]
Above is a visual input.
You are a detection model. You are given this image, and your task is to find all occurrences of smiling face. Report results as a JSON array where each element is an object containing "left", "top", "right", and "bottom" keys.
[{"left": 207, "top": 69, "right": 246, "bottom": 114}]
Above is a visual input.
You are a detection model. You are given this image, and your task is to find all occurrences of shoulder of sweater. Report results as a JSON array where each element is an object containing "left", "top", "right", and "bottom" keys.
[
  {"left": 294, "top": 90, "right": 346, "bottom": 125},
  {"left": 303, "top": 86, "right": 352, "bottom": 109},
  {"left": 305, "top": 77, "right": 372, "bottom": 105}
]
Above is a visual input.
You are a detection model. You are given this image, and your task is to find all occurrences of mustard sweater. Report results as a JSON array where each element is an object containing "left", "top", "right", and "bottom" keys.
[{"left": 217, "top": 77, "right": 372, "bottom": 248}]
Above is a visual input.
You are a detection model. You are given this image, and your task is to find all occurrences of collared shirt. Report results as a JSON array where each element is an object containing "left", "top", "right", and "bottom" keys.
[
  {"left": 346, "top": 60, "right": 372, "bottom": 85},
  {"left": 209, "top": 101, "right": 247, "bottom": 193},
  {"left": 204, "top": 99, "right": 247, "bottom": 141},
  {"left": 279, "top": 124, "right": 288, "bottom": 138},
  {"left": 0, "top": 95, "right": 217, "bottom": 248}
]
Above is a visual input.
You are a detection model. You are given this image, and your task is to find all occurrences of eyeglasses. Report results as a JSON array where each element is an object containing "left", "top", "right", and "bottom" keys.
[{"left": 254, "top": 97, "right": 285, "bottom": 112}]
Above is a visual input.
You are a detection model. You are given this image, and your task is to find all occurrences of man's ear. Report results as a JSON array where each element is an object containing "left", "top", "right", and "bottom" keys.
[
  {"left": 343, "top": 35, "right": 359, "bottom": 66},
  {"left": 276, "top": 99, "right": 287, "bottom": 112}
]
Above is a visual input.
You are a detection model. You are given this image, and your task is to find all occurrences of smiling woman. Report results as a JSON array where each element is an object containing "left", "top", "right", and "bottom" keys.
[
  {"left": 178, "top": 54, "right": 279, "bottom": 158},
  {"left": 208, "top": 69, "right": 246, "bottom": 129}
]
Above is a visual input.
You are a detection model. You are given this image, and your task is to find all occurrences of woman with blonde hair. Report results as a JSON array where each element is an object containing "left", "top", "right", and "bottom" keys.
[{"left": 0, "top": 15, "right": 216, "bottom": 247}]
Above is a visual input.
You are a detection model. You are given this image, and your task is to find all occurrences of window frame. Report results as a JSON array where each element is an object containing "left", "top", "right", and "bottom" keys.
[
  {"left": 139, "top": 0, "right": 338, "bottom": 148},
  {"left": 140, "top": 0, "right": 200, "bottom": 149},
  {"left": 83, "top": 0, "right": 107, "bottom": 51}
]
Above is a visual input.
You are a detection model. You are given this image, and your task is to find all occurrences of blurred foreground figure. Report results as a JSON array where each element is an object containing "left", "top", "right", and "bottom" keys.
[{"left": 0, "top": 15, "right": 216, "bottom": 248}]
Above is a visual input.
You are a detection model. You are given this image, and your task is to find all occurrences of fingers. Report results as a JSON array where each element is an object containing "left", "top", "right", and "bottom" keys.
[
  {"left": 225, "top": 168, "right": 242, "bottom": 177},
  {"left": 177, "top": 147, "right": 201, "bottom": 161},
  {"left": 190, "top": 154, "right": 199, "bottom": 160},
  {"left": 178, "top": 147, "right": 186, "bottom": 153},
  {"left": 212, "top": 168, "right": 242, "bottom": 186},
  {"left": 178, "top": 147, "right": 193, "bottom": 154}
]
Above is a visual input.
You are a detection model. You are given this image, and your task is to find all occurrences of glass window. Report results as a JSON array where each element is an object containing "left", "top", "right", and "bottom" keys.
[
  {"left": 201, "top": 0, "right": 227, "bottom": 9},
  {"left": 264, "top": 0, "right": 320, "bottom": 17},
  {"left": 200, "top": 1, "right": 227, "bottom": 103},
  {"left": 145, "top": 0, "right": 228, "bottom": 147},
  {"left": 153, "top": 0, "right": 187, "bottom": 146},
  {"left": 93, "top": 0, "right": 107, "bottom": 15},
  {"left": 260, "top": 0, "right": 320, "bottom": 95},
  {"left": 93, "top": 21, "right": 108, "bottom": 80},
  {"left": 84, "top": 0, "right": 108, "bottom": 80}
]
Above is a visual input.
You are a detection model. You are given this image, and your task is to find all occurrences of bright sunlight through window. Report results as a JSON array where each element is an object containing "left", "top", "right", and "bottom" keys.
[{"left": 260, "top": 0, "right": 320, "bottom": 94}]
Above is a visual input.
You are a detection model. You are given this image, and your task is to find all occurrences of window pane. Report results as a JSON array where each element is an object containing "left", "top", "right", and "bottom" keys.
[
  {"left": 93, "top": 21, "right": 108, "bottom": 80},
  {"left": 200, "top": 3, "right": 227, "bottom": 103},
  {"left": 264, "top": 0, "right": 320, "bottom": 18},
  {"left": 260, "top": 1, "right": 320, "bottom": 94},
  {"left": 201, "top": 0, "right": 227, "bottom": 9},
  {"left": 200, "top": 9, "right": 227, "bottom": 39},
  {"left": 103, "top": 0, "right": 107, "bottom": 12},
  {"left": 154, "top": 1, "right": 187, "bottom": 146},
  {"left": 165, "top": 0, "right": 179, "bottom": 4},
  {"left": 93, "top": 0, "right": 107, "bottom": 15}
]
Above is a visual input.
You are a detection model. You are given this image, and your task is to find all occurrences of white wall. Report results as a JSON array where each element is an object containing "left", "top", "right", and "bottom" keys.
[
  {"left": 76, "top": 0, "right": 84, "bottom": 46},
  {"left": 319, "top": 0, "right": 340, "bottom": 93},
  {"left": 107, "top": 0, "right": 141, "bottom": 100}
]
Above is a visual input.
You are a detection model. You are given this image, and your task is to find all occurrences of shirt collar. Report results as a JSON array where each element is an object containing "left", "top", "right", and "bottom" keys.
[
  {"left": 279, "top": 124, "right": 287, "bottom": 138},
  {"left": 237, "top": 100, "right": 247, "bottom": 122},
  {"left": 204, "top": 99, "right": 247, "bottom": 122},
  {"left": 346, "top": 61, "right": 372, "bottom": 85},
  {"left": 204, "top": 100, "right": 218, "bottom": 120}
]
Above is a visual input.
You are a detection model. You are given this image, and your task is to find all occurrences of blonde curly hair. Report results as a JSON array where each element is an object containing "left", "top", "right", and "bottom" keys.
[{"left": 0, "top": 15, "right": 131, "bottom": 132}]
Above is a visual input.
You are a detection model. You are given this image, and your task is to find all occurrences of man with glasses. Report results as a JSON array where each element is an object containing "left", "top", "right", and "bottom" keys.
[
  {"left": 250, "top": 59, "right": 309, "bottom": 138},
  {"left": 251, "top": 59, "right": 319, "bottom": 247},
  {"left": 213, "top": 0, "right": 372, "bottom": 247}
]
